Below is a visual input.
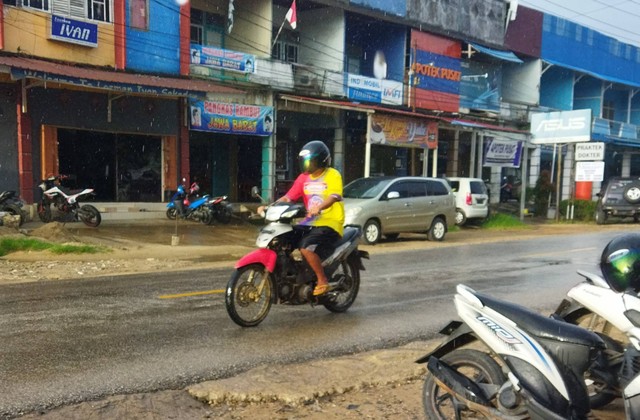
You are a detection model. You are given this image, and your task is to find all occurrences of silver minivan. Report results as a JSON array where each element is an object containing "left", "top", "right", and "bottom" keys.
[{"left": 343, "top": 176, "right": 456, "bottom": 244}]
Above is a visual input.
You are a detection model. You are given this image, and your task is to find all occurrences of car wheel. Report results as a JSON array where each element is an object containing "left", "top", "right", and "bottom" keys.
[
  {"left": 362, "top": 219, "right": 381, "bottom": 245},
  {"left": 427, "top": 217, "right": 446, "bottom": 241},
  {"left": 595, "top": 206, "right": 607, "bottom": 225},
  {"left": 454, "top": 208, "right": 467, "bottom": 226},
  {"left": 623, "top": 183, "right": 640, "bottom": 204}
]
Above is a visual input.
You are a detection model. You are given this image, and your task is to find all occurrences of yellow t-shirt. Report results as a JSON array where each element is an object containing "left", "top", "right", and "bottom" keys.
[{"left": 285, "top": 167, "right": 344, "bottom": 236}]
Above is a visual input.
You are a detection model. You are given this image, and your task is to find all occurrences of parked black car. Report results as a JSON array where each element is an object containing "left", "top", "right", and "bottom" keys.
[{"left": 595, "top": 177, "right": 640, "bottom": 225}]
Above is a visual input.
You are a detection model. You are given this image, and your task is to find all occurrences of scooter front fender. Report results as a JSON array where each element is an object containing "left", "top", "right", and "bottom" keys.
[
  {"left": 416, "top": 320, "right": 477, "bottom": 363},
  {"left": 235, "top": 248, "right": 277, "bottom": 272}
]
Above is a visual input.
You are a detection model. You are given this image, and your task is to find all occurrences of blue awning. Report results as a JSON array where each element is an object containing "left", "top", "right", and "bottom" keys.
[
  {"left": 469, "top": 43, "right": 523, "bottom": 64},
  {"left": 543, "top": 58, "right": 640, "bottom": 89}
]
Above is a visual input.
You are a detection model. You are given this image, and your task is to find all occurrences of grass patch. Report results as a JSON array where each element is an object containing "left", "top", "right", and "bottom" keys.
[
  {"left": 481, "top": 213, "right": 531, "bottom": 230},
  {"left": 0, "top": 237, "right": 106, "bottom": 257}
]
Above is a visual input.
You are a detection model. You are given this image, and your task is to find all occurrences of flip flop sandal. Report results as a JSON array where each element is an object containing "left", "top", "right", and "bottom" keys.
[{"left": 313, "top": 283, "right": 330, "bottom": 296}]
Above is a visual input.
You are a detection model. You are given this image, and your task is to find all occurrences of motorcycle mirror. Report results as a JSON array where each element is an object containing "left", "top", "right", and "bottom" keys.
[{"left": 250, "top": 186, "right": 260, "bottom": 197}]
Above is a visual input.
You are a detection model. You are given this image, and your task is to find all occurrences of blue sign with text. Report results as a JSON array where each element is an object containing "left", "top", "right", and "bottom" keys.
[{"left": 50, "top": 15, "right": 98, "bottom": 48}]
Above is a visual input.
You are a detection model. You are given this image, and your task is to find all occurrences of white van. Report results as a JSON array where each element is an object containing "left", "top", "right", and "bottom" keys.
[{"left": 446, "top": 177, "right": 490, "bottom": 226}]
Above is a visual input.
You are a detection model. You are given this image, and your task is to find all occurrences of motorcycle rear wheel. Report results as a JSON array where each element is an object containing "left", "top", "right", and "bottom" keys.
[
  {"left": 215, "top": 207, "right": 232, "bottom": 224},
  {"left": 422, "top": 349, "right": 505, "bottom": 419},
  {"left": 322, "top": 259, "right": 360, "bottom": 313},
  {"left": 225, "top": 264, "right": 273, "bottom": 327},
  {"left": 200, "top": 209, "right": 213, "bottom": 225},
  {"left": 3, "top": 204, "right": 25, "bottom": 226},
  {"left": 79, "top": 204, "right": 101, "bottom": 227},
  {"left": 37, "top": 203, "right": 52, "bottom": 223}
]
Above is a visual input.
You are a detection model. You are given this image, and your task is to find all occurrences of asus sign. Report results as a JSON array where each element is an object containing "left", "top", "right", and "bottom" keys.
[{"left": 530, "top": 109, "right": 592, "bottom": 144}]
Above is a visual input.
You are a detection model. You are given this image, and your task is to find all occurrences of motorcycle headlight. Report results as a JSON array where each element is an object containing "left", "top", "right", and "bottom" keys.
[{"left": 281, "top": 208, "right": 300, "bottom": 219}]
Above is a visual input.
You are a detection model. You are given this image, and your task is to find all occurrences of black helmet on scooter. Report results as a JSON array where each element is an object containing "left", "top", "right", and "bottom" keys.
[
  {"left": 600, "top": 233, "right": 640, "bottom": 292},
  {"left": 298, "top": 141, "right": 331, "bottom": 174}
]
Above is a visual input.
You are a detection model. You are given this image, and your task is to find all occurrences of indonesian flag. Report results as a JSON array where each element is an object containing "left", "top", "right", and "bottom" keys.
[{"left": 285, "top": 0, "right": 297, "bottom": 29}]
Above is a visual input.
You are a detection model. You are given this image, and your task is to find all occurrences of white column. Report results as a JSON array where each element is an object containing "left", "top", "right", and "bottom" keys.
[
  {"left": 622, "top": 152, "right": 631, "bottom": 177},
  {"left": 561, "top": 145, "right": 573, "bottom": 201},
  {"left": 364, "top": 114, "right": 372, "bottom": 177},
  {"left": 476, "top": 133, "right": 484, "bottom": 178},
  {"left": 469, "top": 131, "right": 477, "bottom": 177},
  {"left": 490, "top": 167, "right": 502, "bottom": 204},
  {"left": 333, "top": 127, "right": 345, "bottom": 175},
  {"left": 529, "top": 146, "right": 541, "bottom": 187}
]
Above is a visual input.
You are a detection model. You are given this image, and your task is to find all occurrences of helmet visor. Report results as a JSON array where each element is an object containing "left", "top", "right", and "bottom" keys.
[
  {"left": 298, "top": 150, "right": 315, "bottom": 173},
  {"left": 602, "top": 247, "right": 640, "bottom": 291}
]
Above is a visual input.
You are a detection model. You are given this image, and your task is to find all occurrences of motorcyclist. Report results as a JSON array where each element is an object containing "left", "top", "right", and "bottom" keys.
[{"left": 258, "top": 140, "right": 344, "bottom": 296}]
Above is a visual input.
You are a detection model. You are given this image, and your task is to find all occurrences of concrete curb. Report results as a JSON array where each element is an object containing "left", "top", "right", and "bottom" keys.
[{"left": 188, "top": 341, "right": 433, "bottom": 406}]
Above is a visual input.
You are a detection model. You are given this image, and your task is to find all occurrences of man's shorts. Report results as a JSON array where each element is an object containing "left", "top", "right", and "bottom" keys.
[{"left": 299, "top": 226, "right": 341, "bottom": 260}]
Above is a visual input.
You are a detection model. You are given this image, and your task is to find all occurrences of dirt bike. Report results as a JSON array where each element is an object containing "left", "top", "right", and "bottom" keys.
[
  {"left": 224, "top": 187, "right": 369, "bottom": 327},
  {"left": 37, "top": 175, "right": 101, "bottom": 227},
  {"left": 0, "top": 190, "right": 26, "bottom": 226},
  {"left": 417, "top": 284, "right": 607, "bottom": 419}
]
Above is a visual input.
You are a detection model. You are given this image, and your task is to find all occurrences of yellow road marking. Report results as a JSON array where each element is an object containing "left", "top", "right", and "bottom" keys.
[
  {"left": 159, "top": 289, "right": 224, "bottom": 299},
  {"left": 523, "top": 247, "right": 596, "bottom": 258}
]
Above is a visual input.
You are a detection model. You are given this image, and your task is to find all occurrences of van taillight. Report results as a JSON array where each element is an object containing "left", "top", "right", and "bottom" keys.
[{"left": 466, "top": 192, "right": 472, "bottom": 205}]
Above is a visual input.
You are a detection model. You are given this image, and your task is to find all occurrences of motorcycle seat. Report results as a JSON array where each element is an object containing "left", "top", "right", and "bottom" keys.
[
  {"left": 473, "top": 291, "right": 604, "bottom": 348},
  {"left": 335, "top": 226, "right": 360, "bottom": 247}
]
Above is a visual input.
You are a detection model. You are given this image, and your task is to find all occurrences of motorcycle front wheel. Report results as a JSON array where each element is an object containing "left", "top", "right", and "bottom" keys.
[
  {"left": 79, "top": 204, "right": 101, "bottom": 227},
  {"left": 166, "top": 207, "right": 177, "bottom": 220},
  {"left": 225, "top": 264, "right": 273, "bottom": 327},
  {"left": 323, "top": 259, "right": 360, "bottom": 313},
  {"left": 422, "top": 349, "right": 505, "bottom": 419},
  {"left": 3, "top": 204, "right": 25, "bottom": 226},
  {"left": 200, "top": 208, "right": 213, "bottom": 225},
  {"left": 37, "top": 202, "right": 52, "bottom": 223}
]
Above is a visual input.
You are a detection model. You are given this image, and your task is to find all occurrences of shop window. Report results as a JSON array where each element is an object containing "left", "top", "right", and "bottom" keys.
[
  {"left": 49, "top": 0, "right": 113, "bottom": 23},
  {"left": 4, "top": 0, "right": 18, "bottom": 6},
  {"left": 190, "top": 8, "right": 225, "bottom": 47},
  {"left": 23, "top": 0, "right": 49, "bottom": 11},
  {"left": 603, "top": 100, "right": 615, "bottom": 121},
  {"left": 130, "top": 0, "right": 148, "bottom": 30}
]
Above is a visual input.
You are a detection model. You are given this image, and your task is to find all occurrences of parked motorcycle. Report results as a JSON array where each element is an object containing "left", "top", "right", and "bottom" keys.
[
  {"left": 166, "top": 180, "right": 212, "bottom": 224},
  {"left": 37, "top": 175, "right": 101, "bottom": 227},
  {"left": 224, "top": 187, "right": 369, "bottom": 327},
  {"left": 0, "top": 190, "right": 26, "bottom": 226},
  {"left": 417, "top": 284, "right": 607, "bottom": 419},
  {"left": 553, "top": 269, "right": 631, "bottom": 408},
  {"left": 206, "top": 195, "right": 233, "bottom": 224}
]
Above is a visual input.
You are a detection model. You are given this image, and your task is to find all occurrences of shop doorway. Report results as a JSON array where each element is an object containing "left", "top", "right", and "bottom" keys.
[{"left": 57, "top": 129, "right": 162, "bottom": 202}]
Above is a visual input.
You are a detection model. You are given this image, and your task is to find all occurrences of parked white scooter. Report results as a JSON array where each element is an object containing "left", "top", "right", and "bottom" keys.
[
  {"left": 418, "top": 284, "right": 606, "bottom": 419},
  {"left": 553, "top": 268, "right": 640, "bottom": 409}
]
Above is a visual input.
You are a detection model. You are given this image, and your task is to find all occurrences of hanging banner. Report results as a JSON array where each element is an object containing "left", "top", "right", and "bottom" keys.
[
  {"left": 190, "top": 44, "right": 256, "bottom": 74},
  {"left": 189, "top": 99, "right": 274, "bottom": 136},
  {"left": 369, "top": 114, "right": 438, "bottom": 149},
  {"left": 483, "top": 138, "right": 523, "bottom": 167}
]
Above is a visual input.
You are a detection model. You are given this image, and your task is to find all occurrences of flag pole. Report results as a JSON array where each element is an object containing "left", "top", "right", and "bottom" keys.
[{"left": 272, "top": 18, "right": 287, "bottom": 49}]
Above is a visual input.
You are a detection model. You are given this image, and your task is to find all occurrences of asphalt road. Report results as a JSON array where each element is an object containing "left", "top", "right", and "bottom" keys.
[{"left": 0, "top": 227, "right": 629, "bottom": 418}]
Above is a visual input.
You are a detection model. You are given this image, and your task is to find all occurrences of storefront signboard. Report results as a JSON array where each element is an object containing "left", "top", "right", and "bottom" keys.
[
  {"left": 11, "top": 68, "right": 203, "bottom": 97},
  {"left": 530, "top": 109, "right": 592, "bottom": 144},
  {"left": 483, "top": 137, "right": 523, "bottom": 168},
  {"left": 50, "top": 15, "right": 98, "bottom": 48},
  {"left": 368, "top": 114, "right": 438, "bottom": 149},
  {"left": 188, "top": 99, "right": 274, "bottom": 136},
  {"left": 346, "top": 74, "right": 403, "bottom": 105},
  {"left": 410, "top": 30, "right": 461, "bottom": 113},
  {"left": 190, "top": 44, "right": 256, "bottom": 74}
]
